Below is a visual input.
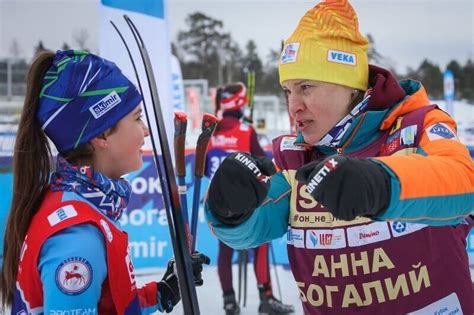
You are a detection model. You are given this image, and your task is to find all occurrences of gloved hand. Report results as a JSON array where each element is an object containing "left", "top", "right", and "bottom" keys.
[
  {"left": 207, "top": 152, "right": 276, "bottom": 225},
  {"left": 295, "top": 155, "right": 391, "bottom": 221},
  {"left": 158, "top": 251, "right": 211, "bottom": 313}
]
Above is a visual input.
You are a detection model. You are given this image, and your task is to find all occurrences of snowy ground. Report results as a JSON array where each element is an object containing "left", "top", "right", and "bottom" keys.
[
  {"left": 137, "top": 265, "right": 474, "bottom": 315},
  {"left": 136, "top": 264, "right": 304, "bottom": 314}
]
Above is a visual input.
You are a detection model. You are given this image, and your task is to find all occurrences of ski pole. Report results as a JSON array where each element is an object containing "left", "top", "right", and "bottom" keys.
[
  {"left": 269, "top": 242, "right": 283, "bottom": 302},
  {"left": 111, "top": 16, "right": 200, "bottom": 314},
  {"left": 237, "top": 249, "right": 248, "bottom": 307},
  {"left": 173, "top": 111, "right": 193, "bottom": 250},
  {"left": 248, "top": 70, "right": 256, "bottom": 123},
  {"left": 190, "top": 113, "right": 217, "bottom": 251},
  {"left": 244, "top": 68, "right": 256, "bottom": 124}
]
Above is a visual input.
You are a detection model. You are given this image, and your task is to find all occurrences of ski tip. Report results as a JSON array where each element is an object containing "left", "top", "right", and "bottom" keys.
[
  {"left": 203, "top": 113, "right": 218, "bottom": 123},
  {"left": 174, "top": 111, "right": 188, "bottom": 121}
]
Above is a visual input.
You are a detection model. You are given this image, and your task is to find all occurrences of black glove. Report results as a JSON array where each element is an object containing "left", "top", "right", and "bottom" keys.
[
  {"left": 208, "top": 152, "right": 276, "bottom": 225},
  {"left": 158, "top": 251, "right": 211, "bottom": 312},
  {"left": 295, "top": 155, "right": 391, "bottom": 221}
]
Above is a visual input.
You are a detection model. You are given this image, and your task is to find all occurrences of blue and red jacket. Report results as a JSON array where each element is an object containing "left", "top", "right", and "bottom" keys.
[{"left": 12, "top": 190, "right": 160, "bottom": 315}]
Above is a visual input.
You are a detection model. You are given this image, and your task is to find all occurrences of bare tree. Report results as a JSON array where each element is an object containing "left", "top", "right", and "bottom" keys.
[
  {"left": 9, "top": 39, "right": 22, "bottom": 58},
  {"left": 72, "top": 28, "right": 90, "bottom": 51}
]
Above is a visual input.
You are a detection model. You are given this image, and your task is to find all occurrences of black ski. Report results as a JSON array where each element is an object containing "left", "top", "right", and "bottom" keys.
[{"left": 111, "top": 16, "right": 200, "bottom": 314}]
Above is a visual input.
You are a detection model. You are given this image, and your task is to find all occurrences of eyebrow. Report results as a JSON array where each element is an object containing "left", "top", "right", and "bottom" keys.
[
  {"left": 282, "top": 80, "right": 311, "bottom": 89},
  {"left": 294, "top": 80, "right": 311, "bottom": 86}
]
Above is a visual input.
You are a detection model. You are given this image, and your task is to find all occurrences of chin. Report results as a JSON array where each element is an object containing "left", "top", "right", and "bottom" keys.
[{"left": 302, "top": 134, "right": 318, "bottom": 145}]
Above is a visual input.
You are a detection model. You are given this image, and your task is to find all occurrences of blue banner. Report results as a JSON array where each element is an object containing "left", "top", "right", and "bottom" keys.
[{"left": 101, "top": 0, "right": 164, "bottom": 19}]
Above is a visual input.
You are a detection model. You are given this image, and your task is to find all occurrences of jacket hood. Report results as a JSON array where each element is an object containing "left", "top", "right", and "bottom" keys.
[{"left": 367, "top": 65, "right": 431, "bottom": 131}]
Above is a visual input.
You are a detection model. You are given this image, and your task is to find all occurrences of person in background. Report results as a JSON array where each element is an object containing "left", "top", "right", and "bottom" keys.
[
  {"left": 206, "top": 82, "right": 294, "bottom": 315},
  {"left": 205, "top": 0, "right": 474, "bottom": 314},
  {"left": 1, "top": 50, "right": 210, "bottom": 315}
]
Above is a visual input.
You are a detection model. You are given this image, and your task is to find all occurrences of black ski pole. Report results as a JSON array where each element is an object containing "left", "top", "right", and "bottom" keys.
[{"left": 111, "top": 16, "right": 200, "bottom": 314}]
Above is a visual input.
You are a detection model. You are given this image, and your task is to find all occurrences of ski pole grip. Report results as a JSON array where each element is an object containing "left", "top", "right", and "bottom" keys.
[
  {"left": 194, "top": 113, "right": 218, "bottom": 177},
  {"left": 174, "top": 111, "right": 188, "bottom": 177}
]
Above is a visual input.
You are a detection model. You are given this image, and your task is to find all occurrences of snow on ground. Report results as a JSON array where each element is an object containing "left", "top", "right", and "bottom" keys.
[
  {"left": 137, "top": 264, "right": 474, "bottom": 315},
  {"left": 136, "top": 264, "right": 303, "bottom": 315}
]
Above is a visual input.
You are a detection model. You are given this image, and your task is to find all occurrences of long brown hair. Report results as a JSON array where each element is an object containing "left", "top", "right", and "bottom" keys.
[{"left": 1, "top": 51, "right": 55, "bottom": 307}]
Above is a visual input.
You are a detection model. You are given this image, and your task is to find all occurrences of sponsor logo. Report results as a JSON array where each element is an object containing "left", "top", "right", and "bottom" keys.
[
  {"left": 280, "top": 137, "right": 306, "bottom": 151},
  {"left": 408, "top": 292, "right": 462, "bottom": 315},
  {"left": 390, "top": 221, "right": 427, "bottom": 237},
  {"left": 327, "top": 49, "right": 356, "bottom": 66},
  {"left": 234, "top": 153, "right": 269, "bottom": 183},
  {"left": 386, "top": 130, "right": 401, "bottom": 144},
  {"left": 306, "top": 229, "right": 346, "bottom": 249},
  {"left": 389, "top": 117, "right": 403, "bottom": 135},
  {"left": 49, "top": 308, "right": 97, "bottom": 315},
  {"left": 47, "top": 205, "right": 78, "bottom": 226},
  {"left": 426, "top": 123, "right": 459, "bottom": 141},
  {"left": 125, "top": 246, "right": 136, "bottom": 287},
  {"left": 287, "top": 228, "right": 305, "bottom": 248},
  {"left": 89, "top": 91, "right": 121, "bottom": 119},
  {"left": 99, "top": 219, "right": 113, "bottom": 242},
  {"left": 280, "top": 43, "right": 300, "bottom": 64},
  {"left": 305, "top": 158, "right": 338, "bottom": 194},
  {"left": 347, "top": 222, "right": 391, "bottom": 247},
  {"left": 211, "top": 135, "right": 239, "bottom": 147},
  {"left": 55, "top": 257, "right": 92, "bottom": 295},
  {"left": 401, "top": 125, "right": 417, "bottom": 146}
]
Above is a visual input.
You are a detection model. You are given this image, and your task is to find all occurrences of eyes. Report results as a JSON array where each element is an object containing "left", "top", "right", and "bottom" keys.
[{"left": 283, "top": 84, "right": 313, "bottom": 96}]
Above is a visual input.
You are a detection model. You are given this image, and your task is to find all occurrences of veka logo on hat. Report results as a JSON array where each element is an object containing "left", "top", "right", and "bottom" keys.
[
  {"left": 89, "top": 91, "right": 122, "bottom": 119},
  {"left": 281, "top": 43, "right": 300, "bottom": 64},
  {"left": 327, "top": 50, "right": 356, "bottom": 66}
]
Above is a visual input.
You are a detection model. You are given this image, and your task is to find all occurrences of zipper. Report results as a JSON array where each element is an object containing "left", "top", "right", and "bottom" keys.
[{"left": 337, "top": 113, "right": 367, "bottom": 155}]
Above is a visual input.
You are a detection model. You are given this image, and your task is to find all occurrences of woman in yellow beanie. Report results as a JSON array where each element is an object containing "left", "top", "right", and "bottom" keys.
[{"left": 205, "top": 0, "right": 474, "bottom": 314}]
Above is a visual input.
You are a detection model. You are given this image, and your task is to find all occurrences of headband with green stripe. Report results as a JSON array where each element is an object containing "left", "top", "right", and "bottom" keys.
[{"left": 36, "top": 50, "right": 142, "bottom": 154}]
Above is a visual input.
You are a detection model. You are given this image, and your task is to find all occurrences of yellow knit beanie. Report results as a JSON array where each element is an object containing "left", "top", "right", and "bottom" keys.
[{"left": 279, "top": 0, "right": 369, "bottom": 91}]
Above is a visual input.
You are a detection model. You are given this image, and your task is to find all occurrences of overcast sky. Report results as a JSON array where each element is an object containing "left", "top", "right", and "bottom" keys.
[{"left": 0, "top": 0, "right": 473, "bottom": 74}]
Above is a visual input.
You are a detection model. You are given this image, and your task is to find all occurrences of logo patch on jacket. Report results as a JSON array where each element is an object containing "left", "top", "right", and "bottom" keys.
[
  {"left": 400, "top": 125, "right": 417, "bottom": 145},
  {"left": 280, "top": 137, "right": 306, "bottom": 151},
  {"left": 55, "top": 257, "right": 92, "bottom": 295},
  {"left": 47, "top": 205, "right": 78, "bottom": 226},
  {"left": 426, "top": 123, "right": 459, "bottom": 141}
]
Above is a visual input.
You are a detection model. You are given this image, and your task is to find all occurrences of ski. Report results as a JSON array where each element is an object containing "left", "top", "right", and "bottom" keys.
[
  {"left": 111, "top": 16, "right": 200, "bottom": 314},
  {"left": 190, "top": 113, "right": 217, "bottom": 251}
]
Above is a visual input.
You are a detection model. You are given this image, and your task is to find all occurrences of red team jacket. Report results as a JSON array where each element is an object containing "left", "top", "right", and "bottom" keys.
[{"left": 13, "top": 191, "right": 157, "bottom": 315}]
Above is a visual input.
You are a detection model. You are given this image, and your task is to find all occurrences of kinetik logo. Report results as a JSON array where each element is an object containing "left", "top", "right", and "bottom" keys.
[
  {"left": 89, "top": 91, "right": 121, "bottom": 119},
  {"left": 305, "top": 158, "right": 338, "bottom": 194}
]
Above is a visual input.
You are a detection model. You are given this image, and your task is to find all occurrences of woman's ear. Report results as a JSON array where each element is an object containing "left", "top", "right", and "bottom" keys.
[{"left": 90, "top": 135, "right": 108, "bottom": 150}]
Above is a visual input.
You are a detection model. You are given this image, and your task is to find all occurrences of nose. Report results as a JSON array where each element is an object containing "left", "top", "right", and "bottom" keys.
[
  {"left": 143, "top": 123, "right": 150, "bottom": 137},
  {"left": 287, "top": 92, "right": 305, "bottom": 118}
]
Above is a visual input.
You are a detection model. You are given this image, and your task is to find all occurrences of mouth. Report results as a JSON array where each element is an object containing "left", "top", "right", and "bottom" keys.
[{"left": 296, "top": 119, "right": 313, "bottom": 132}]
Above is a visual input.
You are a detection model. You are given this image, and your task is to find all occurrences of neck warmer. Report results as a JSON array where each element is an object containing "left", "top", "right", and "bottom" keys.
[{"left": 50, "top": 156, "right": 131, "bottom": 222}]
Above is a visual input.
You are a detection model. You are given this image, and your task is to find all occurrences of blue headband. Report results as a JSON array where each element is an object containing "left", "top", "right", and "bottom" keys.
[{"left": 36, "top": 50, "right": 142, "bottom": 154}]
